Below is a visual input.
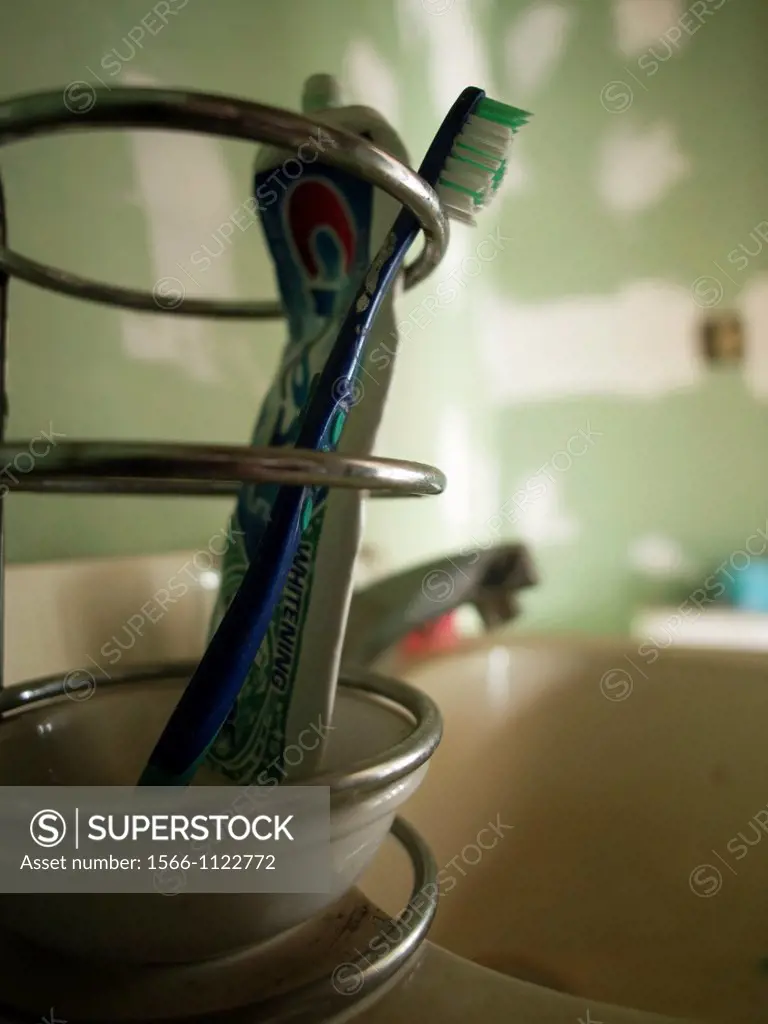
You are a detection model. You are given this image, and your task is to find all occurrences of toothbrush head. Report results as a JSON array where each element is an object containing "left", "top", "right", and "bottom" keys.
[{"left": 437, "top": 98, "right": 532, "bottom": 227}]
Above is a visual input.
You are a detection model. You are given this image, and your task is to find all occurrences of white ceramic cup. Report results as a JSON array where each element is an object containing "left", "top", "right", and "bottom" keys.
[{"left": 0, "top": 666, "right": 439, "bottom": 963}]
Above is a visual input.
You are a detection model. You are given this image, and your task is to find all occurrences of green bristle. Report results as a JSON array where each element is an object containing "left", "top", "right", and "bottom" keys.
[
  {"left": 476, "top": 97, "right": 532, "bottom": 131},
  {"left": 454, "top": 142, "right": 507, "bottom": 197}
]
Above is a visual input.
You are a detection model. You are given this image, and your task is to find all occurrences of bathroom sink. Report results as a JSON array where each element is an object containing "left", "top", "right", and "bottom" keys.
[{"left": 359, "top": 633, "right": 768, "bottom": 1024}]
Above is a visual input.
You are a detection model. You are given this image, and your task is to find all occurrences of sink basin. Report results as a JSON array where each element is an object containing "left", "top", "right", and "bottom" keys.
[{"left": 360, "top": 633, "right": 768, "bottom": 1024}]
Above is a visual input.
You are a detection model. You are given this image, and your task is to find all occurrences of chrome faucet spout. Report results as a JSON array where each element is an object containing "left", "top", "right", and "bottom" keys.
[{"left": 342, "top": 544, "right": 537, "bottom": 668}]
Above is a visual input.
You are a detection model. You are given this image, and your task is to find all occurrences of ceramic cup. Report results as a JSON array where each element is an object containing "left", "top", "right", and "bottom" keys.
[{"left": 0, "top": 663, "right": 440, "bottom": 964}]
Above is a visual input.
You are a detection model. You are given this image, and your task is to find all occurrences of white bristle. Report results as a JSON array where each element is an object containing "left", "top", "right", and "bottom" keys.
[
  {"left": 436, "top": 184, "right": 477, "bottom": 226},
  {"left": 466, "top": 125, "right": 511, "bottom": 149},
  {"left": 459, "top": 120, "right": 510, "bottom": 145},
  {"left": 466, "top": 113, "right": 514, "bottom": 141},
  {"left": 456, "top": 129, "right": 508, "bottom": 159},
  {"left": 453, "top": 148, "right": 502, "bottom": 172},
  {"left": 466, "top": 125, "right": 513, "bottom": 150},
  {"left": 444, "top": 157, "right": 491, "bottom": 191}
]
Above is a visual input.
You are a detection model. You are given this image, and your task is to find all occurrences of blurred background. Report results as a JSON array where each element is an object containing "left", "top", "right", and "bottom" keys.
[{"left": 2, "top": 0, "right": 768, "bottom": 637}]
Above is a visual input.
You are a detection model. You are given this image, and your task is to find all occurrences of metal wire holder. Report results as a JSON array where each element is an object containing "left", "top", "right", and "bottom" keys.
[{"left": 0, "top": 85, "right": 453, "bottom": 690}]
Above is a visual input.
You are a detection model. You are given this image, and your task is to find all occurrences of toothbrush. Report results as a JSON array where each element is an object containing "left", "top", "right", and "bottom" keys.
[{"left": 138, "top": 87, "right": 532, "bottom": 786}]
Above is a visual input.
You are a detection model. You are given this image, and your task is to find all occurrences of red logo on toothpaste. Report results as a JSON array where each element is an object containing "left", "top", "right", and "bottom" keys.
[{"left": 286, "top": 179, "right": 356, "bottom": 293}]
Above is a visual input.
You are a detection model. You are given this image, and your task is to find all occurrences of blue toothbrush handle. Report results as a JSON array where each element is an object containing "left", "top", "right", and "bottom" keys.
[{"left": 138, "top": 483, "right": 311, "bottom": 784}]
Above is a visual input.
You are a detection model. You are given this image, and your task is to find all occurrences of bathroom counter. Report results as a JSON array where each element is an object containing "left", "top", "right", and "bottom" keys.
[
  {"left": 633, "top": 606, "right": 768, "bottom": 651},
  {"left": 355, "top": 943, "right": 691, "bottom": 1024}
]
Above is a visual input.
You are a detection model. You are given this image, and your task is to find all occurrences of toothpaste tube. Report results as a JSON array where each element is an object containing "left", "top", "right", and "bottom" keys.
[{"left": 204, "top": 76, "right": 410, "bottom": 784}]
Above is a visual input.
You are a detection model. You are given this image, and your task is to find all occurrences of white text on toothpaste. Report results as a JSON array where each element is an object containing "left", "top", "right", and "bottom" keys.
[
  {"left": 70, "top": 815, "right": 294, "bottom": 842},
  {"left": 272, "top": 538, "right": 313, "bottom": 694}
]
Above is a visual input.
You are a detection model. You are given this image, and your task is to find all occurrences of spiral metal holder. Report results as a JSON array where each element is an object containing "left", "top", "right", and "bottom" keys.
[
  {"left": 0, "top": 88, "right": 448, "bottom": 1021},
  {"left": 0, "top": 86, "right": 452, "bottom": 690}
]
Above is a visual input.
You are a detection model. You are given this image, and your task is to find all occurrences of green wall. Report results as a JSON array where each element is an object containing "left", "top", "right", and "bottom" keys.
[{"left": 1, "top": 0, "right": 767, "bottom": 635}]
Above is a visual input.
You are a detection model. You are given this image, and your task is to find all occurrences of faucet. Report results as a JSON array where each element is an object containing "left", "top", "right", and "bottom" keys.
[{"left": 342, "top": 543, "right": 537, "bottom": 668}]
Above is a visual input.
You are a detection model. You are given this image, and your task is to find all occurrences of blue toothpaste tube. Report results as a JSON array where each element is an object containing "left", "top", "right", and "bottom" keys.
[{"left": 204, "top": 76, "right": 410, "bottom": 784}]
